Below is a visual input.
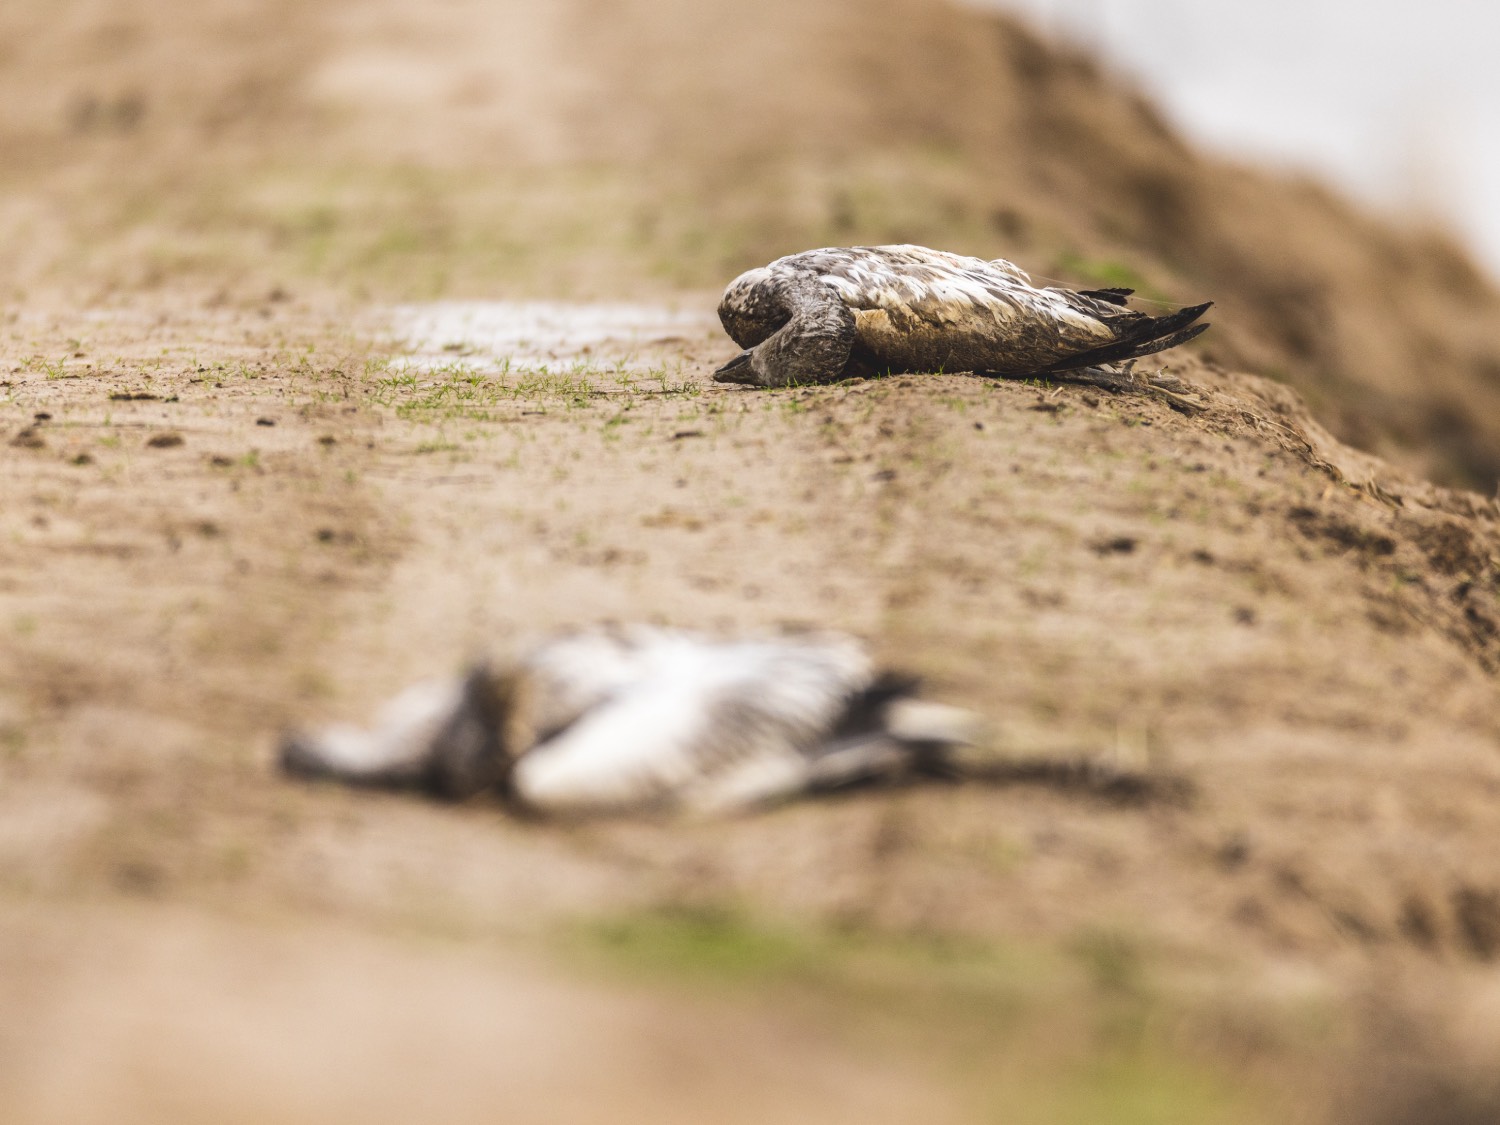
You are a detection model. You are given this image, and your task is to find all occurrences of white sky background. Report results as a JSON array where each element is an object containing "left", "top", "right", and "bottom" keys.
[{"left": 965, "top": 0, "right": 1500, "bottom": 277}]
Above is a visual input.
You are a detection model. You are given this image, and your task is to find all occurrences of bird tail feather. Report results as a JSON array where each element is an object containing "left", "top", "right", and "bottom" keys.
[
  {"left": 1044, "top": 301, "right": 1212, "bottom": 373},
  {"left": 1076, "top": 286, "right": 1135, "bottom": 307}
]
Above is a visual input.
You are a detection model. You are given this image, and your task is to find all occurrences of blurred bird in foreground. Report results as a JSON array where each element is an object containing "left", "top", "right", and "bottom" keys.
[
  {"left": 280, "top": 626, "right": 981, "bottom": 816},
  {"left": 715, "top": 245, "right": 1211, "bottom": 399}
]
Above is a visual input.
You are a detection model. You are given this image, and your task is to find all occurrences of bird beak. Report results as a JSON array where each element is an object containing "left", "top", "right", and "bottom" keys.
[{"left": 712, "top": 350, "right": 757, "bottom": 384}]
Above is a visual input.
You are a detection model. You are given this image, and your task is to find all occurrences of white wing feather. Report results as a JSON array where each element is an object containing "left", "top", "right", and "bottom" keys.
[
  {"left": 512, "top": 631, "right": 875, "bottom": 813},
  {"left": 281, "top": 677, "right": 463, "bottom": 784},
  {"left": 808, "top": 246, "right": 1109, "bottom": 339}
]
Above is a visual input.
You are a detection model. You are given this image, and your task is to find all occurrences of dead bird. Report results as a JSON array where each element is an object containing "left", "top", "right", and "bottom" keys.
[
  {"left": 715, "top": 245, "right": 1211, "bottom": 394},
  {"left": 279, "top": 626, "right": 980, "bottom": 816}
]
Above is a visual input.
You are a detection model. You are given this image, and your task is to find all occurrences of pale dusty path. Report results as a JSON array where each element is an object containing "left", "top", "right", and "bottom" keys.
[{"left": 0, "top": 902, "right": 964, "bottom": 1125}]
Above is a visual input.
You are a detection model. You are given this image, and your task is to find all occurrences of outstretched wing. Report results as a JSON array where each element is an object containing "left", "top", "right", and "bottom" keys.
[
  {"left": 511, "top": 633, "right": 877, "bottom": 814},
  {"left": 516, "top": 627, "right": 669, "bottom": 742}
]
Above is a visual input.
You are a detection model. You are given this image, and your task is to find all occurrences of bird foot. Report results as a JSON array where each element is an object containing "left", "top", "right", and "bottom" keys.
[{"left": 1046, "top": 363, "right": 1206, "bottom": 413}]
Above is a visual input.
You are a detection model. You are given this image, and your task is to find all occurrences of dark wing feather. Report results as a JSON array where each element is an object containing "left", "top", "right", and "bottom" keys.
[
  {"left": 1039, "top": 301, "right": 1213, "bottom": 373},
  {"left": 1076, "top": 287, "right": 1135, "bottom": 307}
]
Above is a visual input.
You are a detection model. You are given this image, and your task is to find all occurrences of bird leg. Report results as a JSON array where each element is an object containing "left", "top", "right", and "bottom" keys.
[{"left": 1013, "top": 362, "right": 1207, "bottom": 414}]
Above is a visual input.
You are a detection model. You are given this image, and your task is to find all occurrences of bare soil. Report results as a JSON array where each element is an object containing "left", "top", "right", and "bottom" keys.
[{"left": 5, "top": 1, "right": 1500, "bottom": 1122}]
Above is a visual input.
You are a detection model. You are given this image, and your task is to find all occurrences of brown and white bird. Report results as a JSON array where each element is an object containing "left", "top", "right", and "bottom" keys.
[
  {"left": 714, "top": 245, "right": 1211, "bottom": 388},
  {"left": 279, "top": 626, "right": 980, "bottom": 816}
]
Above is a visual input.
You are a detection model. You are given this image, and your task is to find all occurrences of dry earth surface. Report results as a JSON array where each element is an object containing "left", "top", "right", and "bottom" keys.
[
  {"left": 6, "top": 0, "right": 1500, "bottom": 1122},
  {"left": 6, "top": 294, "right": 1500, "bottom": 1123}
]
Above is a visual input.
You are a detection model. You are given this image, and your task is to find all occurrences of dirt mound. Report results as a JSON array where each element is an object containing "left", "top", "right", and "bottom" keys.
[{"left": 3, "top": 0, "right": 1500, "bottom": 487}]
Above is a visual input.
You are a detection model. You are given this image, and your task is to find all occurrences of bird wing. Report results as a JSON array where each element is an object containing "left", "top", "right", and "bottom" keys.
[
  {"left": 768, "top": 246, "right": 1120, "bottom": 377},
  {"left": 813, "top": 246, "right": 1111, "bottom": 335},
  {"left": 510, "top": 632, "right": 876, "bottom": 814},
  {"left": 514, "top": 625, "right": 685, "bottom": 740}
]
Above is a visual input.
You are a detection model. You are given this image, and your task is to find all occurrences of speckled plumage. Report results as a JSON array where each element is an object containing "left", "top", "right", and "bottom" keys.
[
  {"left": 279, "top": 627, "right": 978, "bottom": 816},
  {"left": 714, "top": 245, "right": 1211, "bottom": 387}
]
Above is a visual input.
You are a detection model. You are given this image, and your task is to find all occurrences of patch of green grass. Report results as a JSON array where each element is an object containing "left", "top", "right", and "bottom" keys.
[
  {"left": 653, "top": 375, "right": 701, "bottom": 397},
  {"left": 569, "top": 904, "right": 1036, "bottom": 993},
  {"left": 566, "top": 906, "right": 1276, "bottom": 1124},
  {"left": 576, "top": 907, "right": 823, "bottom": 982},
  {"left": 373, "top": 370, "right": 420, "bottom": 393},
  {"left": 511, "top": 367, "right": 595, "bottom": 404},
  {"left": 362, "top": 358, "right": 707, "bottom": 421},
  {"left": 18, "top": 355, "right": 72, "bottom": 380},
  {"left": 1020, "top": 1052, "right": 1262, "bottom": 1125}
]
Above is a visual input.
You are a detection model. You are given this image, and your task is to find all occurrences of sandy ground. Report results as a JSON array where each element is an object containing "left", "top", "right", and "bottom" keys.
[
  {"left": 6, "top": 0, "right": 1500, "bottom": 1120},
  {"left": 4, "top": 291, "right": 1500, "bottom": 1121}
]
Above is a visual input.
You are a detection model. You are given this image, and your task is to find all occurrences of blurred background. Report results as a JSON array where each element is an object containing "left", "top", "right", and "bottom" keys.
[{"left": 977, "top": 0, "right": 1500, "bottom": 275}]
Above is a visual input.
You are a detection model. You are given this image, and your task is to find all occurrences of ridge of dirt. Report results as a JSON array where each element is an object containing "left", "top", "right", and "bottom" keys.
[{"left": 4, "top": 0, "right": 1500, "bottom": 487}]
